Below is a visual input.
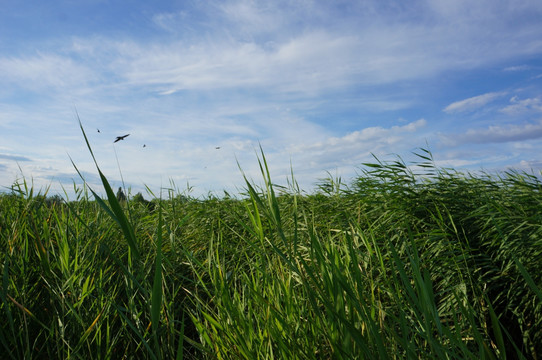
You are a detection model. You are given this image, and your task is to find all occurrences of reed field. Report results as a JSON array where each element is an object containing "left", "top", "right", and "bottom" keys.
[{"left": 1, "top": 128, "right": 541, "bottom": 359}]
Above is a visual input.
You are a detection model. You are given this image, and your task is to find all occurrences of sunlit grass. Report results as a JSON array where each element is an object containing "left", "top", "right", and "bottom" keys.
[{"left": 0, "top": 126, "right": 541, "bottom": 358}]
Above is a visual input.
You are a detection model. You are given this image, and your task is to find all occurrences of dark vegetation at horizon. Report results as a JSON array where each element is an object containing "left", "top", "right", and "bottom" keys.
[{"left": 0, "top": 130, "right": 541, "bottom": 358}]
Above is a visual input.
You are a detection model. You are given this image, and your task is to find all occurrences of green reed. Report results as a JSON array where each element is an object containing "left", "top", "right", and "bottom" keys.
[{"left": 0, "top": 125, "right": 540, "bottom": 358}]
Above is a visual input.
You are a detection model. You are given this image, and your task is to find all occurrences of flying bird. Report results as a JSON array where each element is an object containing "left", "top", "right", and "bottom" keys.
[
  {"left": 97, "top": 128, "right": 101, "bottom": 133},
  {"left": 114, "top": 134, "right": 130, "bottom": 143}
]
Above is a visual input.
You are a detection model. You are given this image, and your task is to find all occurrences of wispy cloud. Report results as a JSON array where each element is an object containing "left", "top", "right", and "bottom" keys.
[
  {"left": 91, "top": 30, "right": 421, "bottom": 97},
  {"left": 64, "top": 0, "right": 542, "bottom": 99},
  {"left": 500, "top": 96, "right": 542, "bottom": 115},
  {"left": 0, "top": 52, "right": 96, "bottom": 92},
  {"left": 518, "top": 159, "right": 542, "bottom": 170},
  {"left": 0, "top": 153, "right": 32, "bottom": 161},
  {"left": 442, "top": 120, "right": 542, "bottom": 145},
  {"left": 503, "top": 65, "right": 531, "bottom": 72},
  {"left": 443, "top": 92, "right": 506, "bottom": 113}
]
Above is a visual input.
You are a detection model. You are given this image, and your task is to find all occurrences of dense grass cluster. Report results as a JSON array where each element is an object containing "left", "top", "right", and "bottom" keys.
[{"left": 1, "top": 146, "right": 541, "bottom": 359}]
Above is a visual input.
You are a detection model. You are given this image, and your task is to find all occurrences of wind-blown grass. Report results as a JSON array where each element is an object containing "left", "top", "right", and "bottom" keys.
[{"left": 0, "top": 129, "right": 541, "bottom": 358}]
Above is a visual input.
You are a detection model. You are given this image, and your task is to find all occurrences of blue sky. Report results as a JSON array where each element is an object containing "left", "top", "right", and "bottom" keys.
[{"left": 1, "top": 0, "right": 542, "bottom": 199}]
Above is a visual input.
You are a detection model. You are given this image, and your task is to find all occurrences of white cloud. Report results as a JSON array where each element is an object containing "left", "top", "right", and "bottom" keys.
[
  {"left": 433, "top": 158, "right": 480, "bottom": 168},
  {"left": 152, "top": 12, "right": 189, "bottom": 34},
  {"left": 286, "top": 119, "right": 427, "bottom": 170},
  {"left": 0, "top": 153, "right": 31, "bottom": 161},
  {"left": 500, "top": 96, "right": 542, "bottom": 115},
  {"left": 216, "top": 1, "right": 286, "bottom": 37},
  {"left": 443, "top": 92, "right": 506, "bottom": 113},
  {"left": 0, "top": 52, "right": 96, "bottom": 92},
  {"left": 503, "top": 65, "right": 531, "bottom": 72},
  {"left": 99, "top": 32, "right": 368, "bottom": 96},
  {"left": 518, "top": 159, "right": 542, "bottom": 171},
  {"left": 441, "top": 120, "right": 542, "bottom": 145}
]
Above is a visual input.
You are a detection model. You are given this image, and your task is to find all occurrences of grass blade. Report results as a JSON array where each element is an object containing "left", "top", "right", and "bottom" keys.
[{"left": 151, "top": 203, "right": 164, "bottom": 359}]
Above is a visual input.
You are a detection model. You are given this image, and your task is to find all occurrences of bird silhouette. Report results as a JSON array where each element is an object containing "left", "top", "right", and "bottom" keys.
[
  {"left": 114, "top": 134, "right": 130, "bottom": 143},
  {"left": 97, "top": 128, "right": 101, "bottom": 133}
]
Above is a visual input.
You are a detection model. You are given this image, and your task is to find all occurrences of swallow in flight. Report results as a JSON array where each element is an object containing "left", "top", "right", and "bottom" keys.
[{"left": 114, "top": 134, "right": 130, "bottom": 143}]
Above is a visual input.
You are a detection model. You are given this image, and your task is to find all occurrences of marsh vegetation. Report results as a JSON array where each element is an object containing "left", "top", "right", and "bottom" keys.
[{"left": 1, "top": 142, "right": 541, "bottom": 359}]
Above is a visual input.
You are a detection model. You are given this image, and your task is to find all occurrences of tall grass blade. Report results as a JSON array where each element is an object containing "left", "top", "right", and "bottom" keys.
[
  {"left": 151, "top": 203, "right": 164, "bottom": 359},
  {"left": 75, "top": 117, "right": 140, "bottom": 259},
  {"left": 513, "top": 257, "right": 542, "bottom": 302}
]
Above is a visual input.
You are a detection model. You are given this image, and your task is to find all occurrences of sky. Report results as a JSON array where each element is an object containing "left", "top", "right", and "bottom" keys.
[{"left": 1, "top": 0, "right": 542, "bottom": 199}]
